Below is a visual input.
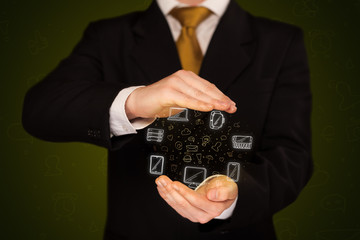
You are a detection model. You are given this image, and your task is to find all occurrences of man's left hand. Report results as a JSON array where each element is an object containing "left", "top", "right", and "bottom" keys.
[{"left": 155, "top": 175, "right": 238, "bottom": 224}]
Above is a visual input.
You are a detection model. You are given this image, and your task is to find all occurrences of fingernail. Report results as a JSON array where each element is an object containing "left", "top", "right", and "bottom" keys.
[
  {"left": 156, "top": 180, "right": 163, "bottom": 188},
  {"left": 160, "top": 179, "right": 167, "bottom": 187},
  {"left": 210, "top": 190, "right": 217, "bottom": 200}
]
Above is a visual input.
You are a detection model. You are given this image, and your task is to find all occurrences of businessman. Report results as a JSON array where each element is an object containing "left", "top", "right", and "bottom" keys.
[{"left": 22, "top": 0, "right": 313, "bottom": 239}]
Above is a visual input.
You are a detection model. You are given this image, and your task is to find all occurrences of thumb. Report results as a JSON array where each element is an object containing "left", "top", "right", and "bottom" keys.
[{"left": 207, "top": 186, "right": 235, "bottom": 202}]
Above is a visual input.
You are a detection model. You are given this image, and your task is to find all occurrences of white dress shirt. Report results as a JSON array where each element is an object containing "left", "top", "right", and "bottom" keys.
[{"left": 109, "top": 0, "right": 237, "bottom": 219}]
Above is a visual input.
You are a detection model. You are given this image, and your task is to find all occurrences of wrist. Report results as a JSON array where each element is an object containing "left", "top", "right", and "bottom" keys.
[{"left": 125, "top": 88, "right": 140, "bottom": 120}]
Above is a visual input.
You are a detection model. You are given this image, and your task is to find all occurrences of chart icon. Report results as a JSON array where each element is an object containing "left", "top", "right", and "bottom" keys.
[{"left": 232, "top": 135, "right": 253, "bottom": 150}]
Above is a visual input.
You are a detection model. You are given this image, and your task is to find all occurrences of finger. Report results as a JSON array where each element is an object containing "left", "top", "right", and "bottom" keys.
[
  {"left": 175, "top": 70, "right": 236, "bottom": 106},
  {"left": 157, "top": 177, "right": 210, "bottom": 222},
  {"left": 167, "top": 76, "right": 233, "bottom": 112},
  {"left": 156, "top": 186, "right": 191, "bottom": 219},
  {"left": 172, "top": 181, "right": 226, "bottom": 217},
  {"left": 207, "top": 186, "right": 238, "bottom": 202},
  {"left": 162, "top": 88, "right": 215, "bottom": 112},
  {"left": 156, "top": 176, "right": 192, "bottom": 219},
  {"left": 182, "top": 72, "right": 237, "bottom": 114}
]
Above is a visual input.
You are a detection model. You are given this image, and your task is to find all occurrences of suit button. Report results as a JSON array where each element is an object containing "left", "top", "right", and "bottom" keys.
[
  {"left": 88, "top": 129, "right": 97, "bottom": 137},
  {"left": 220, "top": 230, "right": 229, "bottom": 235}
]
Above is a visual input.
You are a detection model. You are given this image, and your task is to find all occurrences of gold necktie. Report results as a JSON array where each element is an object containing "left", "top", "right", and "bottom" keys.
[{"left": 170, "top": 7, "right": 212, "bottom": 74}]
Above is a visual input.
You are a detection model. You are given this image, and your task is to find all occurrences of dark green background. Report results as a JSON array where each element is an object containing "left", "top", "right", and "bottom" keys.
[{"left": 1, "top": 0, "right": 359, "bottom": 239}]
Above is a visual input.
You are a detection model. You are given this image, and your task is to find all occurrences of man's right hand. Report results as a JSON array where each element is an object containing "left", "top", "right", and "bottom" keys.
[{"left": 125, "top": 70, "right": 237, "bottom": 120}]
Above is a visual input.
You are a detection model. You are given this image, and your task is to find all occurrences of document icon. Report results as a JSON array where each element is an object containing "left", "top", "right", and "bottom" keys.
[
  {"left": 146, "top": 128, "right": 164, "bottom": 143},
  {"left": 149, "top": 155, "right": 164, "bottom": 175},
  {"left": 183, "top": 166, "right": 207, "bottom": 187},
  {"left": 167, "top": 108, "right": 189, "bottom": 122},
  {"left": 227, "top": 162, "right": 240, "bottom": 182},
  {"left": 232, "top": 135, "right": 253, "bottom": 150}
]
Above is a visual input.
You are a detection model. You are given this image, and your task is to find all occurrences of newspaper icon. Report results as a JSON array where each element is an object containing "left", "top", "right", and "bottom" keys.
[
  {"left": 232, "top": 135, "right": 253, "bottom": 150},
  {"left": 167, "top": 108, "right": 189, "bottom": 122},
  {"left": 209, "top": 110, "right": 225, "bottom": 130},
  {"left": 146, "top": 128, "right": 164, "bottom": 143},
  {"left": 183, "top": 166, "right": 207, "bottom": 187},
  {"left": 149, "top": 155, "right": 164, "bottom": 175},
  {"left": 227, "top": 162, "right": 240, "bottom": 182}
]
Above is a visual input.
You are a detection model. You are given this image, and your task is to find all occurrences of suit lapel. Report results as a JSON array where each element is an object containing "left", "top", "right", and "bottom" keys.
[
  {"left": 130, "top": 0, "right": 256, "bottom": 90},
  {"left": 130, "top": 1, "right": 181, "bottom": 83},
  {"left": 200, "top": 0, "right": 256, "bottom": 92}
]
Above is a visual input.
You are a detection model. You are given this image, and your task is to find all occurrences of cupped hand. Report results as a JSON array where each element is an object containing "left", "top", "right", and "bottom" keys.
[
  {"left": 155, "top": 175, "right": 238, "bottom": 224},
  {"left": 125, "top": 70, "right": 237, "bottom": 120}
]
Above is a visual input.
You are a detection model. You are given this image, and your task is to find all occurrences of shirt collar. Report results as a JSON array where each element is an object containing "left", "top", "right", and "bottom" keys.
[{"left": 156, "top": 0, "right": 230, "bottom": 17}]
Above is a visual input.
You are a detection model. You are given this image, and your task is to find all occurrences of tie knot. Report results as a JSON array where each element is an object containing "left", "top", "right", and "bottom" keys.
[{"left": 170, "top": 7, "right": 212, "bottom": 28}]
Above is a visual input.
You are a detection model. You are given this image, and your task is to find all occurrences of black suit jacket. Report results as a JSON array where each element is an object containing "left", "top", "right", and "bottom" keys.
[{"left": 22, "top": 1, "right": 313, "bottom": 239}]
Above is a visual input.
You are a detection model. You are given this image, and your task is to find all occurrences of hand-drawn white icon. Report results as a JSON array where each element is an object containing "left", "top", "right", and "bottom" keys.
[
  {"left": 227, "top": 162, "right": 240, "bottom": 182},
  {"left": 183, "top": 166, "right": 207, "bottom": 188},
  {"left": 181, "top": 128, "right": 191, "bottom": 136},
  {"left": 220, "top": 135, "right": 227, "bottom": 141},
  {"left": 171, "top": 164, "right": 178, "bottom": 172},
  {"left": 196, "top": 153, "right": 202, "bottom": 164},
  {"left": 209, "top": 110, "right": 225, "bottom": 130},
  {"left": 167, "top": 107, "right": 189, "bottom": 122},
  {"left": 201, "top": 135, "right": 211, "bottom": 147},
  {"left": 194, "top": 110, "right": 201, "bottom": 117},
  {"left": 146, "top": 128, "right": 164, "bottom": 142},
  {"left": 211, "top": 141, "right": 222, "bottom": 152},
  {"left": 175, "top": 141, "right": 183, "bottom": 150},
  {"left": 195, "top": 119, "right": 204, "bottom": 125},
  {"left": 188, "top": 136, "right": 195, "bottom": 142},
  {"left": 149, "top": 155, "right": 164, "bottom": 175},
  {"left": 205, "top": 155, "right": 214, "bottom": 164},
  {"left": 183, "top": 154, "right": 192, "bottom": 163},
  {"left": 186, "top": 145, "right": 198, "bottom": 152},
  {"left": 232, "top": 135, "right": 253, "bottom": 150}
]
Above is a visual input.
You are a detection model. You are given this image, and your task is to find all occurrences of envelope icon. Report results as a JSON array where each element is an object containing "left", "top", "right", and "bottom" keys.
[{"left": 186, "top": 145, "right": 198, "bottom": 152}]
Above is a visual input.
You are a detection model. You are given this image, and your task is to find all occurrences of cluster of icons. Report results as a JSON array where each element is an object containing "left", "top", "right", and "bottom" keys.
[{"left": 145, "top": 108, "right": 253, "bottom": 188}]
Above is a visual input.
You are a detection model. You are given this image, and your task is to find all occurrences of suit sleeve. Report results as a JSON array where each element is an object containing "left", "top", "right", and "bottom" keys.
[
  {"left": 231, "top": 28, "right": 313, "bottom": 226},
  {"left": 22, "top": 22, "right": 133, "bottom": 149}
]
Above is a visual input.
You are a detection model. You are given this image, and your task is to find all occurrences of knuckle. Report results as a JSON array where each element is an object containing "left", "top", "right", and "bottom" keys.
[
  {"left": 167, "top": 75, "right": 180, "bottom": 85},
  {"left": 160, "top": 86, "right": 173, "bottom": 98},
  {"left": 205, "top": 83, "right": 216, "bottom": 92},
  {"left": 176, "top": 69, "right": 187, "bottom": 76},
  {"left": 198, "top": 216, "right": 211, "bottom": 224},
  {"left": 212, "top": 208, "right": 223, "bottom": 217},
  {"left": 192, "top": 88, "right": 203, "bottom": 98},
  {"left": 176, "top": 199, "right": 188, "bottom": 208}
]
